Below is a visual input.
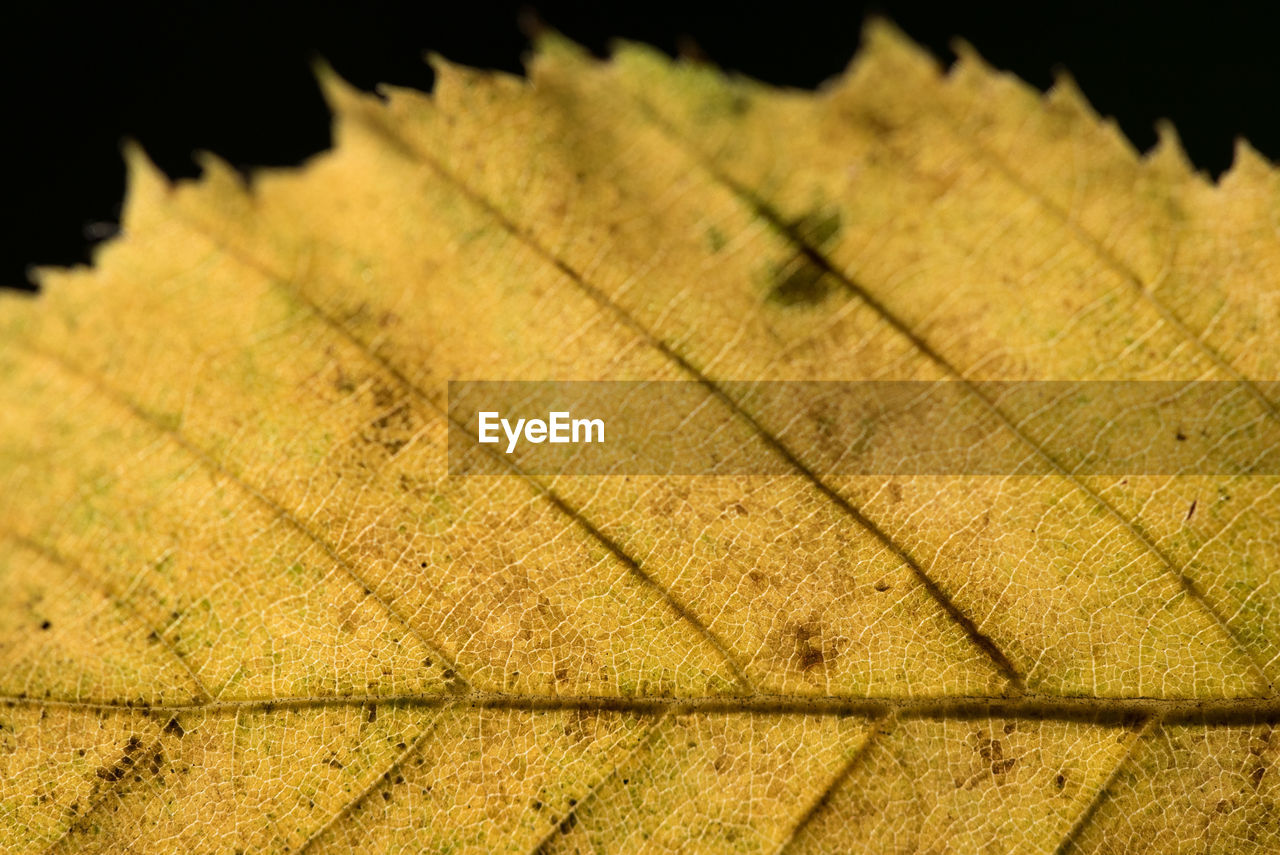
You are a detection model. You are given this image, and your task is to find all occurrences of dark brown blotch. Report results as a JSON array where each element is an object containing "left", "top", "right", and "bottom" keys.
[
  {"left": 767, "top": 207, "right": 843, "bottom": 307},
  {"left": 992, "top": 757, "right": 1017, "bottom": 776},
  {"left": 768, "top": 259, "right": 829, "bottom": 307},
  {"left": 793, "top": 623, "right": 827, "bottom": 671},
  {"left": 557, "top": 811, "right": 578, "bottom": 835}
]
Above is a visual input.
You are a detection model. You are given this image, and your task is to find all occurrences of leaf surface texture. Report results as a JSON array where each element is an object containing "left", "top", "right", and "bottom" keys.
[{"left": 1, "top": 21, "right": 1278, "bottom": 853}]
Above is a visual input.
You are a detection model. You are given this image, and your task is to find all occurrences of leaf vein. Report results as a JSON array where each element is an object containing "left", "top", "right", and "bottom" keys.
[
  {"left": 341, "top": 92, "right": 1027, "bottom": 693},
  {"left": 0, "top": 526, "right": 213, "bottom": 704},
  {"left": 5, "top": 693, "right": 1278, "bottom": 725},
  {"left": 627, "top": 95, "right": 1276, "bottom": 695},
  {"left": 161, "top": 201, "right": 757, "bottom": 695},
  {"left": 9, "top": 339, "right": 470, "bottom": 695}
]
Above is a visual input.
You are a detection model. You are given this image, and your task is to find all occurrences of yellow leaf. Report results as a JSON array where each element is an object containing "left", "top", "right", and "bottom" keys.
[{"left": 2, "top": 19, "right": 1278, "bottom": 853}]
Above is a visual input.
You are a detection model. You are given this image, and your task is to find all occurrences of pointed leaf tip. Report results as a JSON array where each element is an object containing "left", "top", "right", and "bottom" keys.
[
  {"left": 1147, "top": 119, "right": 1195, "bottom": 177},
  {"left": 949, "top": 36, "right": 986, "bottom": 70},
  {"left": 118, "top": 139, "right": 172, "bottom": 233},
  {"left": 530, "top": 26, "right": 589, "bottom": 61},
  {"left": 859, "top": 15, "right": 908, "bottom": 47},
  {"left": 854, "top": 16, "right": 941, "bottom": 79},
  {"left": 1234, "top": 136, "right": 1270, "bottom": 170},
  {"left": 311, "top": 59, "right": 366, "bottom": 115}
]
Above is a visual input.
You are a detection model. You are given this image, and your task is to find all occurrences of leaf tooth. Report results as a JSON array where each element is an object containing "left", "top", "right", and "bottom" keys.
[
  {"left": 118, "top": 139, "right": 171, "bottom": 231},
  {"left": 862, "top": 17, "right": 940, "bottom": 69},
  {"left": 1146, "top": 119, "right": 1199, "bottom": 181},
  {"left": 527, "top": 25, "right": 593, "bottom": 66},
  {"left": 1221, "top": 136, "right": 1274, "bottom": 188},
  {"left": 851, "top": 16, "right": 941, "bottom": 84},
  {"left": 310, "top": 57, "right": 374, "bottom": 120},
  {"left": 189, "top": 149, "right": 244, "bottom": 192},
  {"left": 1045, "top": 69, "right": 1098, "bottom": 121}
]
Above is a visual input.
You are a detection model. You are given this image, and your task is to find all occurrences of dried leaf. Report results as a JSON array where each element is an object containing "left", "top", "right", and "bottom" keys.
[{"left": 2, "top": 20, "right": 1278, "bottom": 853}]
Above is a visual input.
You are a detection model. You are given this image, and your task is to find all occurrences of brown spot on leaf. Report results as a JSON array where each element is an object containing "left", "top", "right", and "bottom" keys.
[
  {"left": 767, "top": 207, "right": 842, "bottom": 307},
  {"left": 793, "top": 623, "right": 827, "bottom": 671},
  {"left": 992, "top": 757, "right": 1017, "bottom": 776},
  {"left": 768, "top": 259, "right": 829, "bottom": 307}
]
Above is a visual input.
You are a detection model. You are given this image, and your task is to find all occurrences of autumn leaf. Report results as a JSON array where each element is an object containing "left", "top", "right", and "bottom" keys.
[{"left": 3, "top": 19, "right": 1279, "bottom": 853}]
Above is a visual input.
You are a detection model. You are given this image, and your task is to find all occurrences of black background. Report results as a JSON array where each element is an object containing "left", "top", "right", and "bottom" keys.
[{"left": 2, "top": 0, "right": 1277, "bottom": 291}]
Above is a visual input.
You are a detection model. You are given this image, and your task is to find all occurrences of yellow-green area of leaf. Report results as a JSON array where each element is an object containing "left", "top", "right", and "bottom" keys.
[{"left": 2, "top": 19, "right": 1279, "bottom": 854}]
